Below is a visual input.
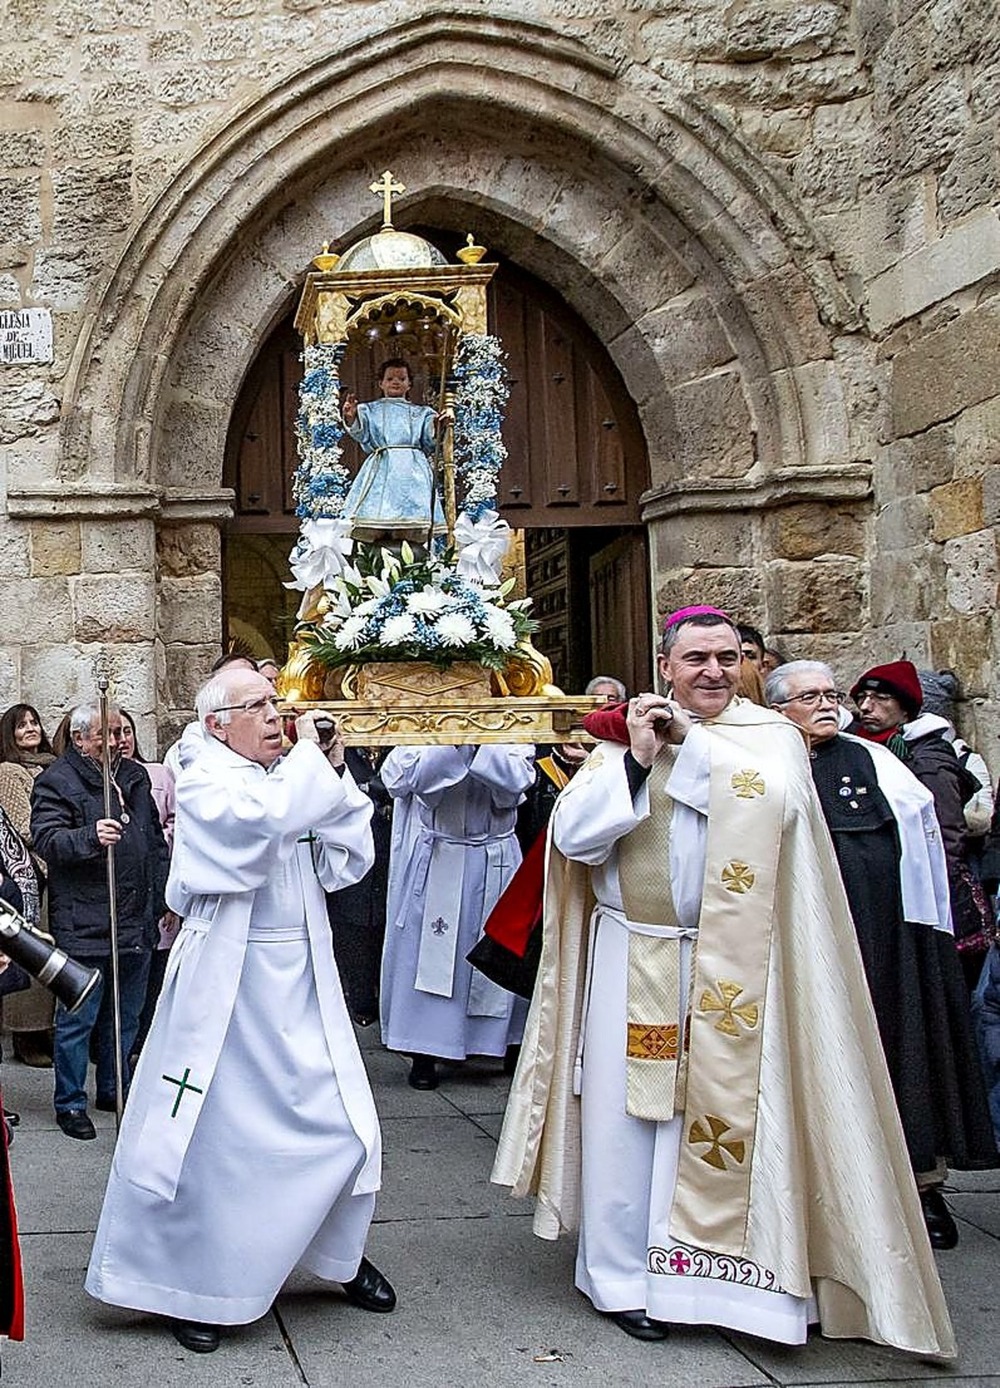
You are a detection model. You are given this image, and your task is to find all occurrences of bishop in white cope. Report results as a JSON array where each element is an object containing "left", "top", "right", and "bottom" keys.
[
  {"left": 494, "top": 608, "right": 955, "bottom": 1359},
  {"left": 86, "top": 668, "right": 395, "bottom": 1354}
]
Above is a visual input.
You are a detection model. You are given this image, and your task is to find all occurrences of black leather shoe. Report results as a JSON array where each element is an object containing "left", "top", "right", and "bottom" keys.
[
  {"left": 341, "top": 1257, "right": 396, "bottom": 1313},
  {"left": 607, "top": 1309, "right": 670, "bottom": 1341},
  {"left": 408, "top": 1055, "right": 438, "bottom": 1090},
  {"left": 171, "top": 1320, "right": 221, "bottom": 1353},
  {"left": 56, "top": 1110, "right": 96, "bottom": 1141},
  {"left": 94, "top": 1095, "right": 119, "bottom": 1113},
  {"left": 920, "top": 1185, "right": 958, "bottom": 1250}
]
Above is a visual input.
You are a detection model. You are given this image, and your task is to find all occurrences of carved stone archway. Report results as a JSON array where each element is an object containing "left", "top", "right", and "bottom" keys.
[{"left": 9, "top": 13, "right": 864, "bottom": 727}]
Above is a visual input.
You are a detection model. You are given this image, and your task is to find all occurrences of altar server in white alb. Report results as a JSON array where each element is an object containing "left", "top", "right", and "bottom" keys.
[
  {"left": 380, "top": 743, "right": 534, "bottom": 1090},
  {"left": 494, "top": 606, "right": 956, "bottom": 1360},
  {"left": 86, "top": 667, "right": 395, "bottom": 1355}
]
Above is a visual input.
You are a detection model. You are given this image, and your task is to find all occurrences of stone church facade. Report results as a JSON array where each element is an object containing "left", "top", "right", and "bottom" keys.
[{"left": 0, "top": 0, "right": 997, "bottom": 760}]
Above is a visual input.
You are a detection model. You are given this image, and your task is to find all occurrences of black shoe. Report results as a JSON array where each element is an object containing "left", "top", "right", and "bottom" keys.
[
  {"left": 94, "top": 1095, "right": 119, "bottom": 1113},
  {"left": 408, "top": 1055, "right": 438, "bottom": 1090},
  {"left": 341, "top": 1257, "right": 396, "bottom": 1313},
  {"left": 3, "top": 1109, "right": 19, "bottom": 1127},
  {"left": 56, "top": 1110, "right": 96, "bottom": 1141},
  {"left": 607, "top": 1309, "right": 670, "bottom": 1341},
  {"left": 920, "top": 1185, "right": 958, "bottom": 1250},
  {"left": 171, "top": 1320, "right": 221, "bottom": 1353}
]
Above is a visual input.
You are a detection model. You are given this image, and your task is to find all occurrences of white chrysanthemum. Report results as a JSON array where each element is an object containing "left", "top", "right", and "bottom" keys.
[
  {"left": 333, "top": 615, "right": 367, "bottom": 650},
  {"left": 380, "top": 613, "right": 417, "bottom": 645},
  {"left": 483, "top": 607, "right": 517, "bottom": 649},
  {"left": 406, "top": 587, "right": 449, "bottom": 616},
  {"left": 435, "top": 612, "right": 477, "bottom": 647}
]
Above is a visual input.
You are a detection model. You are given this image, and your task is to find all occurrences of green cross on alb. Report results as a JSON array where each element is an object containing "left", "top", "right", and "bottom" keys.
[{"left": 162, "top": 1066, "right": 204, "bottom": 1118}]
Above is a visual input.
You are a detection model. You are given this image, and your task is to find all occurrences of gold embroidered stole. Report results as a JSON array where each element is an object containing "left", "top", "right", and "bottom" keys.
[
  {"left": 617, "top": 746, "right": 685, "bottom": 1120},
  {"left": 669, "top": 709, "right": 786, "bottom": 1255},
  {"left": 537, "top": 756, "right": 572, "bottom": 793}
]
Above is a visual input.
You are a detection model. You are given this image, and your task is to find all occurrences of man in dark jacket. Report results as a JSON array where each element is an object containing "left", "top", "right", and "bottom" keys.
[
  {"left": 31, "top": 702, "right": 169, "bottom": 1140},
  {"left": 851, "top": 660, "right": 988, "bottom": 981}
]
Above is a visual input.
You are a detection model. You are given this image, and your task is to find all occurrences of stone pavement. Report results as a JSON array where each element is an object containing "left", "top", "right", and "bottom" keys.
[{"left": 2, "top": 1029, "right": 999, "bottom": 1388}]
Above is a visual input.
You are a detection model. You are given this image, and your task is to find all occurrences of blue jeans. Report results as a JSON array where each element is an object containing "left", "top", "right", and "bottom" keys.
[
  {"left": 53, "top": 950, "right": 151, "bottom": 1114},
  {"left": 971, "top": 944, "right": 1000, "bottom": 1146}
]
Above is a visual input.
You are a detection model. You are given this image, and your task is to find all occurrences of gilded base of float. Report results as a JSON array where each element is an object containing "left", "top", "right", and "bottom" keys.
[{"left": 277, "top": 695, "right": 605, "bottom": 745}]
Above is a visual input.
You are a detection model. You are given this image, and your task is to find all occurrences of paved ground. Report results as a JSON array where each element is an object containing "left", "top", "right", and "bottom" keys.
[{"left": 2, "top": 1028, "right": 999, "bottom": 1388}]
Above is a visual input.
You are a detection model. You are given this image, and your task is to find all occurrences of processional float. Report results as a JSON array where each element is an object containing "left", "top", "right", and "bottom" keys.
[{"left": 277, "top": 172, "right": 601, "bottom": 744}]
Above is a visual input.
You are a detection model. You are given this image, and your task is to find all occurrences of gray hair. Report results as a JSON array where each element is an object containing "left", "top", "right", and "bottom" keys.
[
  {"left": 585, "top": 675, "right": 627, "bottom": 701},
  {"left": 764, "top": 660, "right": 835, "bottom": 707},
  {"left": 195, "top": 674, "right": 236, "bottom": 727},
  {"left": 69, "top": 700, "right": 119, "bottom": 736}
]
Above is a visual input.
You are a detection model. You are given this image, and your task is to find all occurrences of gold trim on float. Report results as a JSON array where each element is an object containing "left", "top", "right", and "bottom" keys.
[{"left": 275, "top": 696, "right": 604, "bottom": 746}]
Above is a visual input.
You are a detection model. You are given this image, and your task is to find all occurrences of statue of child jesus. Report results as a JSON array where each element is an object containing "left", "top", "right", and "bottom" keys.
[{"left": 341, "top": 358, "right": 448, "bottom": 543}]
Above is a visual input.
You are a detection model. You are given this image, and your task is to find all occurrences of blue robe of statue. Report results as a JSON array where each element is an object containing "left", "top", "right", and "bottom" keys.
[{"left": 344, "top": 398, "right": 445, "bottom": 539}]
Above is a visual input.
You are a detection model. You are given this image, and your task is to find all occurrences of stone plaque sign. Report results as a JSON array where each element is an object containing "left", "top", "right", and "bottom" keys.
[{"left": 0, "top": 308, "right": 53, "bottom": 365}]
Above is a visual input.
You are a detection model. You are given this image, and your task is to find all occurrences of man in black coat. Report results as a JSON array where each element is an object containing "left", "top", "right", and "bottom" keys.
[
  {"left": 850, "top": 660, "right": 988, "bottom": 978},
  {"left": 31, "top": 702, "right": 169, "bottom": 1140}
]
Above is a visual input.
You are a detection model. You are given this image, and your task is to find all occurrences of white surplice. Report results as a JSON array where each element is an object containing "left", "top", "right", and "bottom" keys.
[
  {"left": 380, "top": 744, "right": 534, "bottom": 1060},
  {"left": 555, "top": 731, "right": 812, "bottom": 1339},
  {"left": 86, "top": 737, "right": 380, "bottom": 1325}
]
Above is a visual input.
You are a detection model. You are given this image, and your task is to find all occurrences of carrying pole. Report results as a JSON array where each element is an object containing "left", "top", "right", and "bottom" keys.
[{"left": 95, "top": 659, "right": 126, "bottom": 1131}]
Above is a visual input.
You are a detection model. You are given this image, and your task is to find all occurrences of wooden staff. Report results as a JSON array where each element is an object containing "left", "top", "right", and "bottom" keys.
[{"left": 95, "top": 660, "right": 125, "bottom": 1130}]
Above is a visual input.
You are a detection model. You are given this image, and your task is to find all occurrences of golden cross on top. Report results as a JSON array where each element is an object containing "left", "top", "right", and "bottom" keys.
[{"left": 370, "top": 169, "right": 405, "bottom": 229}]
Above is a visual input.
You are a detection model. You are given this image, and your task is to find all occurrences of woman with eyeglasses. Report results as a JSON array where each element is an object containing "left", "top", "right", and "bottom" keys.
[
  {"left": 0, "top": 703, "right": 56, "bottom": 1067},
  {"left": 766, "top": 659, "right": 998, "bottom": 1250}
]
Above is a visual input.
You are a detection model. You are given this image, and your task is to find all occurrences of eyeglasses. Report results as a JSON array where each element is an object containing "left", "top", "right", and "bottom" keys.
[
  {"left": 774, "top": 689, "right": 846, "bottom": 707},
  {"left": 855, "top": 690, "right": 897, "bottom": 705},
  {"left": 212, "top": 696, "right": 279, "bottom": 717}
]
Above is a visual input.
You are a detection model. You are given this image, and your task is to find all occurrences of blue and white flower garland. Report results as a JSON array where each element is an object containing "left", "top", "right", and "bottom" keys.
[
  {"left": 452, "top": 333, "right": 509, "bottom": 522},
  {"left": 292, "top": 341, "right": 351, "bottom": 519}
]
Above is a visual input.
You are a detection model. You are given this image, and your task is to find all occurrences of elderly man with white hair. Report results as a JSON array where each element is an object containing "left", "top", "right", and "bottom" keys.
[
  {"left": 31, "top": 700, "right": 169, "bottom": 1142},
  {"left": 766, "top": 659, "right": 998, "bottom": 1249},
  {"left": 86, "top": 665, "right": 395, "bottom": 1353}
]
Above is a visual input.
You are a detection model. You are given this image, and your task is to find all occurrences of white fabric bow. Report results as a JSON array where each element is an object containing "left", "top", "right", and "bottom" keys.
[
  {"left": 454, "top": 509, "right": 512, "bottom": 584},
  {"left": 285, "top": 518, "right": 355, "bottom": 591}
]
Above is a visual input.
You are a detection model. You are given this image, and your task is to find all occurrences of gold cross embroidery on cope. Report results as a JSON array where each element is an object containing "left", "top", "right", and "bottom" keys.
[
  {"left": 731, "top": 769, "right": 766, "bottom": 799},
  {"left": 688, "top": 1114, "right": 746, "bottom": 1171},
  {"left": 699, "top": 980, "right": 759, "bottom": 1037},
  {"left": 721, "top": 861, "right": 755, "bottom": 893}
]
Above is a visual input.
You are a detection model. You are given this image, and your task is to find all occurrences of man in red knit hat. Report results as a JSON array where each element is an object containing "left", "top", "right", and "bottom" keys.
[{"left": 851, "top": 653, "right": 993, "bottom": 967}]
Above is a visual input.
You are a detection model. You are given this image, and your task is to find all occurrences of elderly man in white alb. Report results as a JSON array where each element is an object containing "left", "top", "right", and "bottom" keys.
[
  {"left": 494, "top": 605, "right": 955, "bottom": 1360},
  {"left": 86, "top": 667, "right": 394, "bottom": 1354}
]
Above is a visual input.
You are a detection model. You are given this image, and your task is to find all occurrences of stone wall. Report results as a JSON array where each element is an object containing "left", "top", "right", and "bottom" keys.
[{"left": 0, "top": 1, "right": 997, "bottom": 766}]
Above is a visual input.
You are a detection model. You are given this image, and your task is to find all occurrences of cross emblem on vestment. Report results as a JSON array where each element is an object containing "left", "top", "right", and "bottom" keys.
[
  {"left": 699, "top": 980, "right": 759, "bottom": 1037},
  {"left": 430, "top": 916, "right": 450, "bottom": 935},
  {"left": 721, "top": 860, "right": 756, "bottom": 894},
  {"left": 731, "top": 769, "right": 766, "bottom": 799},
  {"left": 162, "top": 1066, "right": 204, "bottom": 1119},
  {"left": 668, "top": 1249, "right": 692, "bottom": 1275},
  {"left": 370, "top": 170, "right": 405, "bottom": 229},
  {"left": 688, "top": 1114, "right": 746, "bottom": 1171}
]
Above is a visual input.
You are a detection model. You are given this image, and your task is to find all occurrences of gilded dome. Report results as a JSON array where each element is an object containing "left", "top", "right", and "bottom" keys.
[{"left": 336, "top": 229, "right": 448, "bottom": 273}]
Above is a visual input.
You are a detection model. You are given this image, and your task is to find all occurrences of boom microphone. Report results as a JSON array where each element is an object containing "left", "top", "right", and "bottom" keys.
[{"left": 0, "top": 898, "right": 101, "bottom": 1014}]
